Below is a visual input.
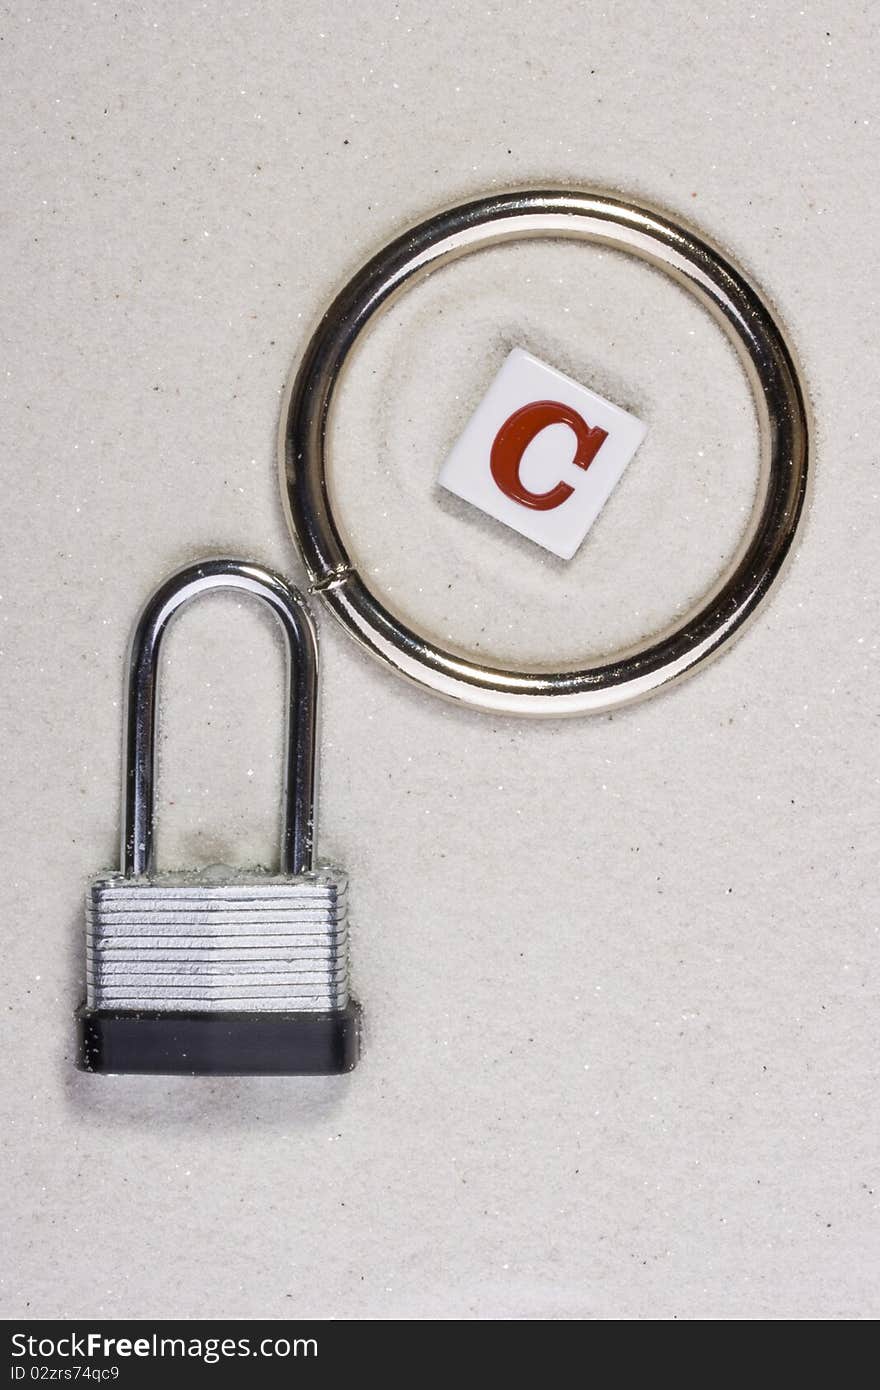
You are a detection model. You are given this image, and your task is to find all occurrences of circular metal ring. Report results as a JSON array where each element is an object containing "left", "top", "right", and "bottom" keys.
[{"left": 280, "top": 189, "right": 809, "bottom": 716}]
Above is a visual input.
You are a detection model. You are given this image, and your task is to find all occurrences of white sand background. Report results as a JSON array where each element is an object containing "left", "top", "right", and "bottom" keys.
[{"left": 0, "top": 0, "right": 877, "bottom": 1320}]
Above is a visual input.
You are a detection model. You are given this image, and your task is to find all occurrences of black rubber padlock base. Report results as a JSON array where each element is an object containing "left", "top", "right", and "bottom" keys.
[{"left": 77, "top": 1003, "right": 361, "bottom": 1075}]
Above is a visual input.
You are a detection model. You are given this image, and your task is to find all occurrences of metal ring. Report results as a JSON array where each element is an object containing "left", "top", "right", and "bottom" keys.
[{"left": 280, "top": 189, "right": 809, "bottom": 716}]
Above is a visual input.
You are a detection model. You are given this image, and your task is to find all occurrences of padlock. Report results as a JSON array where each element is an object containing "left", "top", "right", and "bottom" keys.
[{"left": 77, "top": 557, "right": 361, "bottom": 1076}]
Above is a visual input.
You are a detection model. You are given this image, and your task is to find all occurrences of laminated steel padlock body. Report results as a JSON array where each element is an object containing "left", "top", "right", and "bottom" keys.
[
  {"left": 86, "top": 869, "right": 350, "bottom": 1013},
  {"left": 77, "top": 558, "right": 360, "bottom": 1076}
]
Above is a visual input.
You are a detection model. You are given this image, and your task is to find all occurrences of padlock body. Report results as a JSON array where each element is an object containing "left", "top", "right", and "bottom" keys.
[{"left": 79, "top": 867, "right": 360, "bottom": 1075}]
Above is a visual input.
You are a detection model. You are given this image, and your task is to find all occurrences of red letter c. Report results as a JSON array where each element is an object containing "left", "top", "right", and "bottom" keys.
[{"left": 489, "top": 399, "right": 608, "bottom": 511}]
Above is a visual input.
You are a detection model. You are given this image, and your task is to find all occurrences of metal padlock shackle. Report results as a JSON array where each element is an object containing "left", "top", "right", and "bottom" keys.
[{"left": 121, "top": 557, "right": 318, "bottom": 878}]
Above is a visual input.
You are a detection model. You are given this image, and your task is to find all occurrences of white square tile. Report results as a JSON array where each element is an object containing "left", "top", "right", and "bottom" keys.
[{"left": 438, "top": 348, "right": 647, "bottom": 560}]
